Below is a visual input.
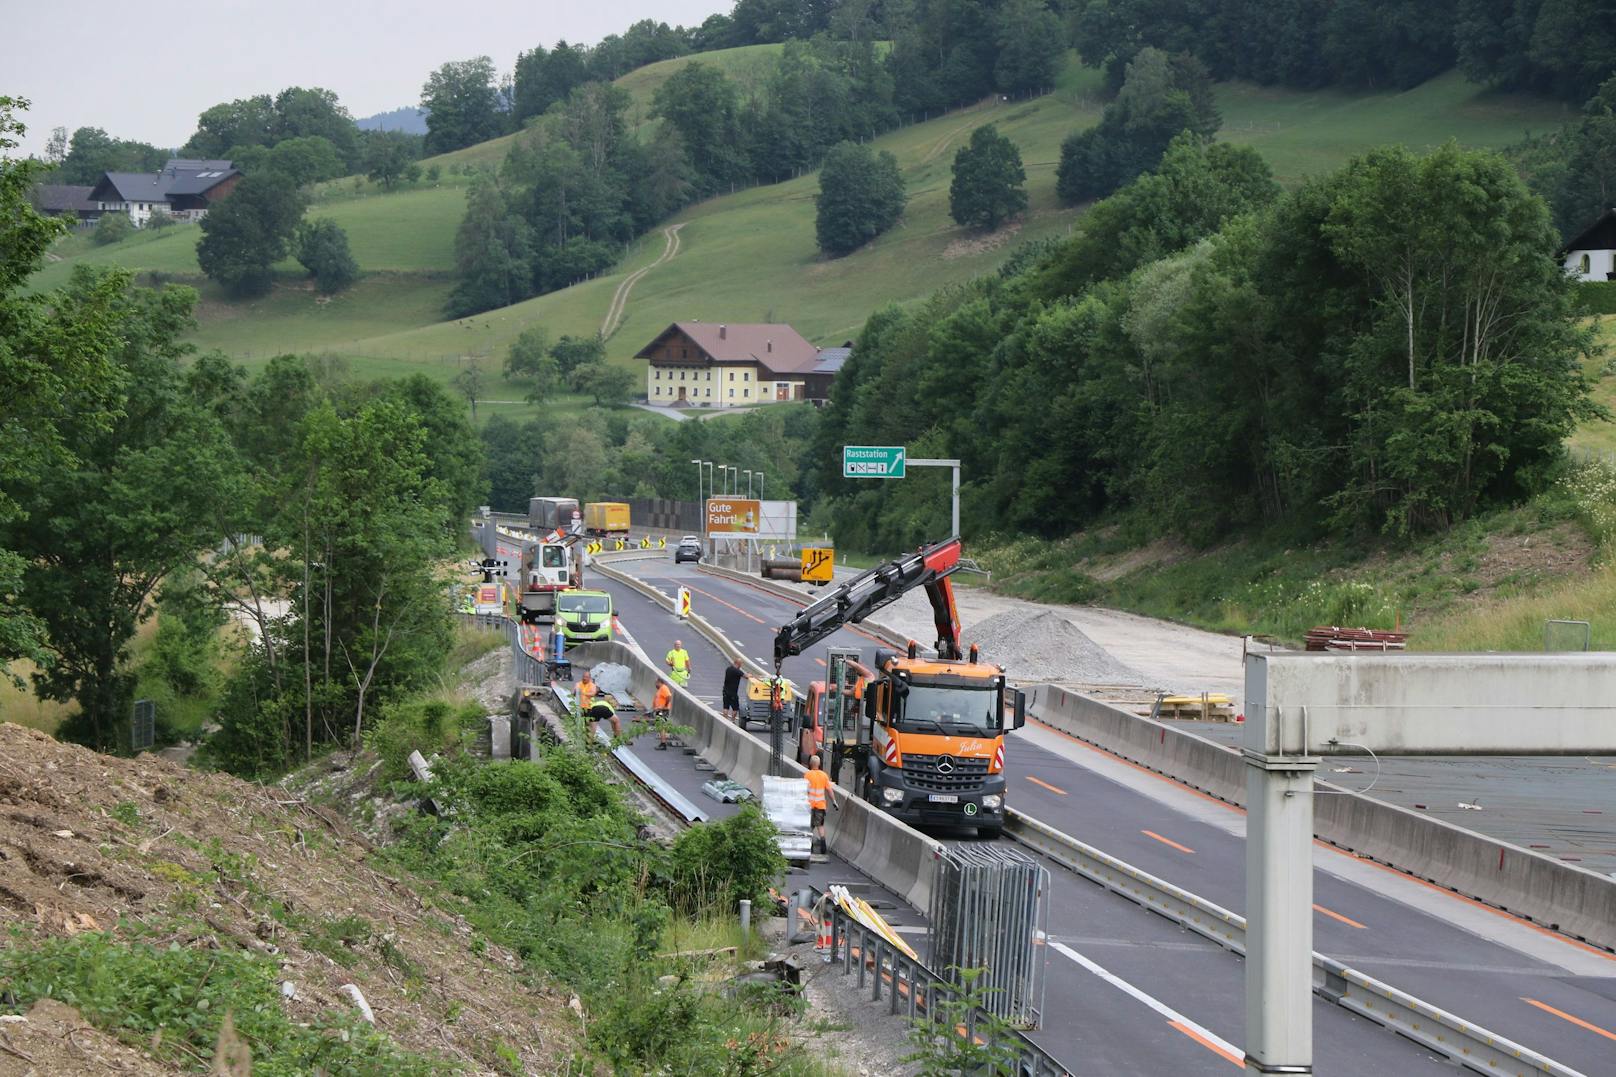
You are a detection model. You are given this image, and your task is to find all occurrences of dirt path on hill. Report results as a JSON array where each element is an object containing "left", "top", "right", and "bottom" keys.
[{"left": 601, "top": 223, "right": 684, "bottom": 340}]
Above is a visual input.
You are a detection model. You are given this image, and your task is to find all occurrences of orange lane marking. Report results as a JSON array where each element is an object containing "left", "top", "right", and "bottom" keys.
[
  {"left": 681, "top": 582, "right": 767, "bottom": 625},
  {"left": 1312, "top": 904, "right": 1367, "bottom": 929},
  {"left": 1028, "top": 718, "right": 1616, "bottom": 963},
  {"left": 1142, "top": 830, "right": 1195, "bottom": 855},
  {"left": 1026, "top": 776, "right": 1068, "bottom": 796},
  {"left": 1169, "top": 1020, "right": 1245, "bottom": 1068},
  {"left": 816, "top": 657, "right": 827, "bottom": 667},
  {"left": 1521, "top": 998, "right": 1616, "bottom": 1043}
]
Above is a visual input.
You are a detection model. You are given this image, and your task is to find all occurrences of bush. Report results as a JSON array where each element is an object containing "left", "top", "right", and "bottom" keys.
[
  {"left": 668, "top": 803, "right": 784, "bottom": 913},
  {"left": 295, "top": 217, "right": 360, "bottom": 294},
  {"left": 1575, "top": 280, "right": 1616, "bottom": 315},
  {"left": 816, "top": 141, "right": 906, "bottom": 257},
  {"left": 92, "top": 212, "right": 132, "bottom": 245},
  {"left": 367, "top": 697, "right": 484, "bottom": 780}
]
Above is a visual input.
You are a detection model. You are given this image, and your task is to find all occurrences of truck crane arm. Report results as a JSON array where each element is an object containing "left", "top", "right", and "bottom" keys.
[{"left": 772, "top": 538, "right": 964, "bottom": 666}]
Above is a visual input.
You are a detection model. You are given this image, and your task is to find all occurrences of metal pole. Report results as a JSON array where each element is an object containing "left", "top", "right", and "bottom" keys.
[
  {"left": 757, "top": 472, "right": 764, "bottom": 500},
  {"left": 739, "top": 898, "right": 751, "bottom": 943},
  {"left": 691, "top": 458, "right": 702, "bottom": 508},
  {"left": 1244, "top": 654, "right": 1320, "bottom": 1075},
  {"left": 744, "top": 469, "right": 753, "bottom": 498}
]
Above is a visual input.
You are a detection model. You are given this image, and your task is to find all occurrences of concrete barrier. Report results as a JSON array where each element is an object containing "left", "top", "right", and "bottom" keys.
[
  {"left": 569, "top": 635, "right": 942, "bottom": 913},
  {"left": 1030, "top": 684, "right": 1616, "bottom": 952}
]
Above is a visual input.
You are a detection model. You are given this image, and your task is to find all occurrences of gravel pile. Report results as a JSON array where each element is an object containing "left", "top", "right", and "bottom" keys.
[{"left": 969, "top": 609, "right": 1152, "bottom": 687}]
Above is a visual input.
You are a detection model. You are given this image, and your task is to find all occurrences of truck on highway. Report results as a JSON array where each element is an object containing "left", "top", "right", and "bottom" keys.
[
  {"left": 583, "top": 502, "right": 631, "bottom": 536},
  {"left": 518, "top": 536, "right": 578, "bottom": 622},
  {"left": 771, "top": 538, "right": 1024, "bottom": 837},
  {"left": 555, "top": 589, "right": 614, "bottom": 643},
  {"left": 528, "top": 496, "right": 580, "bottom": 533}
]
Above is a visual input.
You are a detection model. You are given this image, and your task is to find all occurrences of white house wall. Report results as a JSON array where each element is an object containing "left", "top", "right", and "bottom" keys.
[{"left": 1564, "top": 248, "right": 1614, "bottom": 282}]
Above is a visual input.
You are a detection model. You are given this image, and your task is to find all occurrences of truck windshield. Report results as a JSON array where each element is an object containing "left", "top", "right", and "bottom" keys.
[
  {"left": 559, "top": 594, "right": 609, "bottom": 614},
  {"left": 897, "top": 682, "right": 1001, "bottom": 735},
  {"left": 540, "top": 546, "right": 567, "bottom": 568}
]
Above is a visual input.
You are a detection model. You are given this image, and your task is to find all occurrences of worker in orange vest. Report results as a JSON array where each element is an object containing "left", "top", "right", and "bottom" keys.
[
  {"left": 577, "top": 671, "right": 596, "bottom": 714},
  {"left": 651, "top": 679, "right": 673, "bottom": 750},
  {"left": 805, "top": 754, "right": 835, "bottom": 854}
]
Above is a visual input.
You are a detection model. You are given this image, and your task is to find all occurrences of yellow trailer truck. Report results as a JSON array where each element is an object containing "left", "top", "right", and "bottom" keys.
[{"left": 583, "top": 502, "right": 631, "bottom": 536}]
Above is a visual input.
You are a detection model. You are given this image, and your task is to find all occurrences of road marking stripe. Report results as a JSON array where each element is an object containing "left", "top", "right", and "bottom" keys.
[
  {"left": 1052, "top": 942, "right": 1242, "bottom": 1067},
  {"left": 682, "top": 582, "right": 768, "bottom": 624},
  {"left": 1169, "top": 1021, "right": 1245, "bottom": 1068},
  {"left": 816, "top": 657, "right": 827, "bottom": 667},
  {"left": 1142, "top": 830, "right": 1195, "bottom": 855},
  {"left": 1521, "top": 997, "right": 1616, "bottom": 1043},
  {"left": 1029, "top": 717, "right": 1616, "bottom": 964},
  {"left": 1026, "top": 776, "right": 1067, "bottom": 796},
  {"left": 1312, "top": 904, "right": 1367, "bottom": 929}
]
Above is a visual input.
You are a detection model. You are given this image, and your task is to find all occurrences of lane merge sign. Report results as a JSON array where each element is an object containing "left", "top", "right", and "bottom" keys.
[
  {"left": 843, "top": 445, "right": 906, "bottom": 479},
  {"left": 800, "top": 547, "right": 834, "bottom": 583}
]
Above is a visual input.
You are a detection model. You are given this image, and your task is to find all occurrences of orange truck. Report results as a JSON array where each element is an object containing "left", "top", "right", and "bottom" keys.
[{"left": 772, "top": 538, "right": 1024, "bottom": 837}]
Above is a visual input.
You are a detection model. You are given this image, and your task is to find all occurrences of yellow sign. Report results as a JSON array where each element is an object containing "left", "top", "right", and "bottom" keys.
[
  {"left": 677, "top": 586, "right": 692, "bottom": 619},
  {"left": 800, "top": 547, "right": 834, "bottom": 583},
  {"left": 706, "top": 498, "right": 761, "bottom": 534}
]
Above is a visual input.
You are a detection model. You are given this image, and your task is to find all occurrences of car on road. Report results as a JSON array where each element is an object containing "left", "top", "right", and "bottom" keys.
[{"left": 673, "top": 536, "right": 702, "bottom": 563}]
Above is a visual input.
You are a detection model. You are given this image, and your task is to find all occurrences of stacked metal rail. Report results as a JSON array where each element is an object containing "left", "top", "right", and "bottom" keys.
[{"left": 927, "top": 844, "right": 1049, "bottom": 1029}]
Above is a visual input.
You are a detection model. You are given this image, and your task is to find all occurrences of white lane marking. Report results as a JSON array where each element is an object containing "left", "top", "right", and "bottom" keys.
[{"left": 1050, "top": 941, "right": 1242, "bottom": 1060}]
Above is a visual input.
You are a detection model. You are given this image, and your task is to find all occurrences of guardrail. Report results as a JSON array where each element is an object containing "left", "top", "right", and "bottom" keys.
[
  {"left": 1029, "top": 684, "right": 1616, "bottom": 954},
  {"left": 829, "top": 903, "right": 1068, "bottom": 1077},
  {"left": 1005, "top": 811, "right": 1582, "bottom": 1077}
]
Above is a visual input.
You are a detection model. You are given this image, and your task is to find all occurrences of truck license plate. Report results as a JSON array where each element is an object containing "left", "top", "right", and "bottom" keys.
[{"left": 927, "top": 794, "right": 958, "bottom": 804}]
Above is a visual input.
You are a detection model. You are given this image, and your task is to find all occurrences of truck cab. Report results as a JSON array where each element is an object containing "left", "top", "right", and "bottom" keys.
[
  {"left": 555, "top": 589, "right": 614, "bottom": 643},
  {"left": 862, "top": 648, "right": 1021, "bottom": 836}
]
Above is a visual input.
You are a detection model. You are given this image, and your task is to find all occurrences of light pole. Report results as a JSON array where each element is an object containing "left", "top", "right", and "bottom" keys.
[
  {"left": 691, "top": 458, "right": 703, "bottom": 507},
  {"left": 756, "top": 471, "right": 764, "bottom": 500},
  {"left": 703, "top": 461, "right": 715, "bottom": 501},
  {"left": 743, "top": 470, "right": 753, "bottom": 498}
]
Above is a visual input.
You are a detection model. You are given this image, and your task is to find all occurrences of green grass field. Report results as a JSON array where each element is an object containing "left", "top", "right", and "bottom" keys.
[{"left": 34, "top": 50, "right": 1579, "bottom": 387}]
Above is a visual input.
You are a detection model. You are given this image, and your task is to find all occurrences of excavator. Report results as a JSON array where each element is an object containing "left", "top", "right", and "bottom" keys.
[{"left": 771, "top": 537, "right": 1025, "bottom": 837}]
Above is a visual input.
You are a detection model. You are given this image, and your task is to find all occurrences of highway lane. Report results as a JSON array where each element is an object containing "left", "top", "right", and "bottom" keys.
[
  {"left": 592, "top": 559, "right": 1459, "bottom": 1074},
  {"left": 603, "top": 555, "right": 1616, "bottom": 1076}
]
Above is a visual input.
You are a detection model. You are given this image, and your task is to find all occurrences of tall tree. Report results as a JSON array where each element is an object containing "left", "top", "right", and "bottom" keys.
[
  {"left": 54, "top": 126, "right": 167, "bottom": 185},
  {"left": 0, "top": 99, "right": 125, "bottom": 675},
  {"left": 197, "top": 174, "right": 308, "bottom": 297},
  {"left": 365, "top": 130, "right": 422, "bottom": 191},
  {"left": 816, "top": 141, "right": 906, "bottom": 256},
  {"left": 294, "top": 218, "right": 360, "bottom": 293},
  {"left": 652, "top": 61, "right": 747, "bottom": 195},
  {"left": 11, "top": 277, "right": 237, "bottom": 749},
  {"left": 949, "top": 124, "right": 1028, "bottom": 230},
  {"left": 421, "top": 56, "right": 505, "bottom": 154},
  {"left": 994, "top": 0, "right": 1068, "bottom": 96},
  {"left": 445, "top": 177, "right": 532, "bottom": 317}
]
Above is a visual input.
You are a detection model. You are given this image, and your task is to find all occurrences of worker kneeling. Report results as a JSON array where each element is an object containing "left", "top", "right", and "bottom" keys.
[{"left": 585, "top": 697, "right": 621, "bottom": 738}]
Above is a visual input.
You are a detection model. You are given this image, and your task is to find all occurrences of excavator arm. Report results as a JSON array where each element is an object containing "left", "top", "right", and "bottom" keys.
[{"left": 773, "top": 538, "right": 964, "bottom": 666}]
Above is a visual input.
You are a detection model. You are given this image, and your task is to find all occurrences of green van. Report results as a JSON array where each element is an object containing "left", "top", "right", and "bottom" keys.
[{"left": 556, "top": 589, "right": 614, "bottom": 643}]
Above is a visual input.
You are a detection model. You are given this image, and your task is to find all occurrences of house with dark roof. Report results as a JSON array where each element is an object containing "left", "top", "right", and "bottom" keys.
[
  {"left": 806, "top": 344, "right": 852, "bottom": 405},
  {"left": 634, "top": 322, "right": 823, "bottom": 408},
  {"left": 86, "top": 159, "right": 242, "bottom": 226},
  {"left": 32, "top": 184, "right": 100, "bottom": 222},
  {"left": 1562, "top": 209, "right": 1616, "bottom": 281}
]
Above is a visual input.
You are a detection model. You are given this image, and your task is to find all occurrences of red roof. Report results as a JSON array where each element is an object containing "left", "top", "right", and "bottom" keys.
[{"left": 635, "top": 322, "right": 821, "bottom": 377}]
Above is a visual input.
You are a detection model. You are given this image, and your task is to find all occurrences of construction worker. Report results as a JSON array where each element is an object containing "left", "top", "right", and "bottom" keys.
[
  {"left": 585, "top": 696, "right": 621, "bottom": 738},
  {"left": 577, "top": 671, "right": 596, "bottom": 714},
  {"left": 651, "top": 679, "right": 673, "bottom": 750},
  {"left": 665, "top": 639, "right": 691, "bottom": 687},
  {"left": 805, "top": 754, "right": 835, "bottom": 854},
  {"left": 721, "top": 658, "right": 745, "bottom": 723}
]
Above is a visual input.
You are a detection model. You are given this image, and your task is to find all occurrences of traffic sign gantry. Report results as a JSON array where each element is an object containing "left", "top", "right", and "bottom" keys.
[{"left": 842, "top": 445, "right": 906, "bottom": 478}]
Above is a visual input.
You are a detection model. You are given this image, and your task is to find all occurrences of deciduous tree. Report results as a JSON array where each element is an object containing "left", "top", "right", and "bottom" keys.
[
  {"left": 197, "top": 174, "right": 308, "bottom": 297},
  {"left": 815, "top": 141, "right": 905, "bottom": 256},
  {"left": 294, "top": 218, "right": 360, "bottom": 293},
  {"left": 949, "top": 124, "right": 1027, "bottom": 230}
]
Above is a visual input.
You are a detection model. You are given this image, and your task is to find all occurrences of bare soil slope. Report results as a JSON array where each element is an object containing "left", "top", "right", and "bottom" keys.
[{"left": 0, "top": 723, "right": 577, "bottom": 1074}]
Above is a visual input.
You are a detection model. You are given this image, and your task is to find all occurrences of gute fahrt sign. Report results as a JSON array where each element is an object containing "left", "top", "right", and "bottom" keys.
[{"left": 706, "top": 498, "right": 760, "bottom": 534}]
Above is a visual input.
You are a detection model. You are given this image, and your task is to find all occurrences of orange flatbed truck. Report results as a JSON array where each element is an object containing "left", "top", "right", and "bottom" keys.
[{"left": 771, "top": 537, "right": 1025, "bottom": 837}]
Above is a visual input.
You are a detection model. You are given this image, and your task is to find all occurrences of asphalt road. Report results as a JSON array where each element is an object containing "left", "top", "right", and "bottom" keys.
[{"left": 589, "top": 557, "right": 1561, "bottom": 1076}]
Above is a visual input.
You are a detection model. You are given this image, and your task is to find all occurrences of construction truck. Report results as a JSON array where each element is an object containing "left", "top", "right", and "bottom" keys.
[
  {"left": 771, "top": 538, "right": 1024, "bottom": 837},
  {"left": 583, "top": 502, "right": 631, "bottom": 536},
  {"left": 517, "top": 521, "right": 588, "bottom": 623}
]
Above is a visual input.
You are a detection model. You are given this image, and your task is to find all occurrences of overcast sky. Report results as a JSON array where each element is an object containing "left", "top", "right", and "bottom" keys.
[{"left": 5, "top": 0, "right": 730, "bottom": 156}]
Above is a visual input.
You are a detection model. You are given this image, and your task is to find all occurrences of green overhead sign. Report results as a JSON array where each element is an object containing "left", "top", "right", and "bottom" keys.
[{"left": 843, "top": 445, "right": 906, "bottom": 479}]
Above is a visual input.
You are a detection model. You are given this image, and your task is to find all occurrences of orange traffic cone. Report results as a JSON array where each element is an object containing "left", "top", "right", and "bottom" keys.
[{"left": 815, "top": 904, "right": 834, "bottom": 963}]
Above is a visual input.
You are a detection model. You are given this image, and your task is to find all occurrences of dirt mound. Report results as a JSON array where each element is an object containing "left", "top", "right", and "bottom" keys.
[
  {"left": 0, "top": 998, "right": 181, "bottom": 1076},
  {"left": 968, "top": 609, "right": 1151, "bottom": 686},
  {"left": 0, "top": 723, "right": 577, "bottom": 1074}
]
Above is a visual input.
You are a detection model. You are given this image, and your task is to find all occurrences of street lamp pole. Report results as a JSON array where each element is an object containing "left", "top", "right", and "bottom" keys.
[
  {"left": 756, "top": 472, "right": 764, "bottom": 500},
  {"left": 744, "top": 470, "right": 753, "bottom": 498},
  {"left": 691, "top": 458, "right": 703, "bottom": 507}
]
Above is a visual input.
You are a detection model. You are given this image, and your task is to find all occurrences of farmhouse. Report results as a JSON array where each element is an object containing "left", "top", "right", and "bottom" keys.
[
  {"left": 32, "top": 184, "right": 99, "bottom": 222},
  {"left": 87, "top": 159, "right": 242, "bottom": 226},
  {"left": 636, "top": 321, "right": 825, "bottom": 408},
  {"left": 1562, "top": 209, "right": 1616, "bottom": 281}
]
